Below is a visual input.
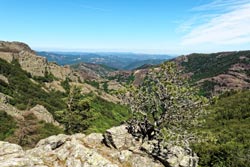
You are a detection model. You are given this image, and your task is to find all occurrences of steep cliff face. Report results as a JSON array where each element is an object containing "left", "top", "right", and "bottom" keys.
[
  {"left": 0, "top": 125, "right": 198, "bottom": 167},
  {"left": 0, "top": 41, "right": 82, "bottom": 82},
  {"left": 0, "top": 41, "right": 122, "bottom": 102}
]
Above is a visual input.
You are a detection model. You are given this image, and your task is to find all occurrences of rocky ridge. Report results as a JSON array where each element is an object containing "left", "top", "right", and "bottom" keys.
[
  {"left": 0, "top": 125, "right": 198, "bottom": 167},
  {"left": 0, "top": 41, "right": 82, "bottom": 82},
  {"left": 175, "top": 51, "right": 250, "bottom": 95},
  {"left": 0, "top": 41, "right": 120, "bottom": 102}
]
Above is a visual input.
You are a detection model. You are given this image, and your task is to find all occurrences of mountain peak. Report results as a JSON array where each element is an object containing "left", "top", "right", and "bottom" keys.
[{"left": 0, "top": 41, "right": 34, "bottom": 53}]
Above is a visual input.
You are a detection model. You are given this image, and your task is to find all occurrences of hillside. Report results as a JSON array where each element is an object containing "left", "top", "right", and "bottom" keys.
[
  {"left": 175, "top": 51, "right": 250, "bottom": 96},
  {"left": 123, "top": 59, "right": 165, "bottom": 70},
  {"left": 124, "top": 51, "right": 250, "bottom": 95},
  {"left": 0, "top": 41, "right": 130, "bottom": 148},
  {"left": 191, "top": 90, "right": 250, "bottom": 167},
  {"left": 71, "top": 63, "right": 117, "bottom": 80}
]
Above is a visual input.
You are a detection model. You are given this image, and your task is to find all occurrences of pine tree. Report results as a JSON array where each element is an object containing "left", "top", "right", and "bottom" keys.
[{"left": 56, "top": 86, "right": 91, "bottom": 134}]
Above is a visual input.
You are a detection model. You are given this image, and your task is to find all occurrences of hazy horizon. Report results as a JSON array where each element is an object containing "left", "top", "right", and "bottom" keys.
[{"left": 34, "top": 47, "right": 250, "bottom": 56}]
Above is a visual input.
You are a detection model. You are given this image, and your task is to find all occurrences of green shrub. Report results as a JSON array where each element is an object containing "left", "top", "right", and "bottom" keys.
[
  {"left": 33, "top": 68, "right": 56, "bottom": 83},
  {"left": 0, "top": 58, "right": 67, "bottom": 114},
  {"left": 103, "top": 82, "right": 109, "bottom": 93},
  {"left": 191, "top": 90, "right": 250, "bottom": 167},
  {"left": 5, "top": 111, "right": 63, "bottom": 149},
  {"left": 86, "top": 94, "right": 130, "bottom": 134},
  {"left": 61, "top": 78, "right": 71, "bottom": 93},
  {"left": 0, "top": 110, "right": 17, "bottom": 140},
  {"left": 56, "top": 89, "right": 130, "bottom": 134},
  {"left": 85, "top": 80, "right": 100, "bottom": 89}
]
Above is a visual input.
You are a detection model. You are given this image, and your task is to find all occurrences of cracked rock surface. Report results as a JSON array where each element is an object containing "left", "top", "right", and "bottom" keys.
[{"left": 0, "top": 125, "right": 198, "bottom": 167}]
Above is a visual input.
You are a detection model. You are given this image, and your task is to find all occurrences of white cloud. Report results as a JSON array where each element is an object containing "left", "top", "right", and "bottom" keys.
[
  {"left": 191, "top": 0, "right": 250, "bottom": 11},
  {"left": 181, "top": 0, "right": 250, "bottom": 46},
  {"left": 176, "top": 14, "right": 219, "bottom": 33}
]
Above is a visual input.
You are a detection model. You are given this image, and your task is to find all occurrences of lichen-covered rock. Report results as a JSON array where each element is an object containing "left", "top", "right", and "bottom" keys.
[
  {"left": 28, "top": 134, "right": 118, "bottom": 167},
  {"left": 0, "top": 141, "right": 45, "bottom": 167},
  {"left": 35, "top": 134, "right": 71, "bottom": 149},
  {"left": 83, "top": 133, "right": 103, "bottom": 148},
  {"left": 0, "top": 141, "right": 24, "bottom": 157},
  {"left": 103, "top": 124, "right": 137, "bottom": 150},
  {"left": 130, "top": 154, "right": 163, "bottom": 167},
  {"left": 0, "top": 125, "right": 198, "bottom": 167},
  {"left": 141, "top": 140, "right": 198, "bottom": 167},
  {"left": 29, "top": 105, "right": 61, "bottom": 127},
  {"left": 0, "top": 93, "right": 24, "bottom": 119},
  {"left": 110, "top": 150, "right": 163, "bottom": 167},
  {"left": 0, "top": 74, "right": 9, "bottom": 84}
]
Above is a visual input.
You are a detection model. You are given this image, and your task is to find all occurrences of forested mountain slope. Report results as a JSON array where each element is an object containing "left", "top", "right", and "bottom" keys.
[
  {"left": 176, "top": 51, "right": 250, "bottom": 96},
  {"left": 0, "top": 41, "right": 130, "bottom": 148}
]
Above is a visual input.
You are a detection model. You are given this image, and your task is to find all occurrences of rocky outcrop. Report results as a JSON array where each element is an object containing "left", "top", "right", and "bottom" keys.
[
  {"left": 44, "top": 81, "right": 66, "bottom": 92},
  {"left": 133, "top": 69, "right": 149, "bottom": 86},
  {"left": 0, "top": 41, "right": 123, "bottom": 103},
  {"left": 0, "top": 74, "right": 9, "bottom": 84},
  {"left": 0, "top": 133, "right": 159, "bottom": 167},
  {"left": 29, "top": 105, "right": 61, "bottom": 127},
  {"left": 0, "top": 135, "right": 117, "bottom": 167},
  {"left": 71, "top": 82, "right": 121, "bottom": 103},
  {"left": 0, "top": 93, "right": 24, "bottom": 120},
  {"left": 107, "top": 80, "right": 124, "bottom": 91},
  {"left": 0, "top": 141, "right": 40, "bottom": 167},
  {"left": 0, "top": 41, "right": 83, "bottom": 82},
  {"left": 103, "top": 125, "right": 198, "bottom": 167},
  {"left": 103, "top": 124, "right": 138, "bottom": 150},
  {"left": 0, "top": 95, "right": 60, "bottom": 126},
  {"left": 74, "top": 63, "right": 103, "bottom": 80},
  {"left": 0, "top": 125, "right": 198, "bottom": 167},
  {"left": 0, "top": 41, "right": 33, "bottom": 53},
  {"left": 141, "top": 141, "right": 198, "bottom": 167}
]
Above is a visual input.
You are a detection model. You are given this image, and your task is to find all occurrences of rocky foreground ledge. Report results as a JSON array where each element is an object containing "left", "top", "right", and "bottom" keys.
[{"left": 0, "top": 125, "right": 198, "bottom": 167}]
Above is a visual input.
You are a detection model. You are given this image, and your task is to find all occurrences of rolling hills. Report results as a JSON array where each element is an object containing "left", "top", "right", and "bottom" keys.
[{"left": 37, "top": 51, "right": 173, "bottom": 70}]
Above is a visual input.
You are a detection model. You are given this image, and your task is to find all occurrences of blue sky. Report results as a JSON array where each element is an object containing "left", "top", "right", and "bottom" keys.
[{"left": 0, "top": 0, "right": 249, "bottom": 54}]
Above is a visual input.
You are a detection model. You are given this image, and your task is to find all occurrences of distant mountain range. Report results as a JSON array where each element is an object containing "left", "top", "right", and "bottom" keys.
[{"left": 36, "top": 51, "right": 174, "bottom": 70}]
